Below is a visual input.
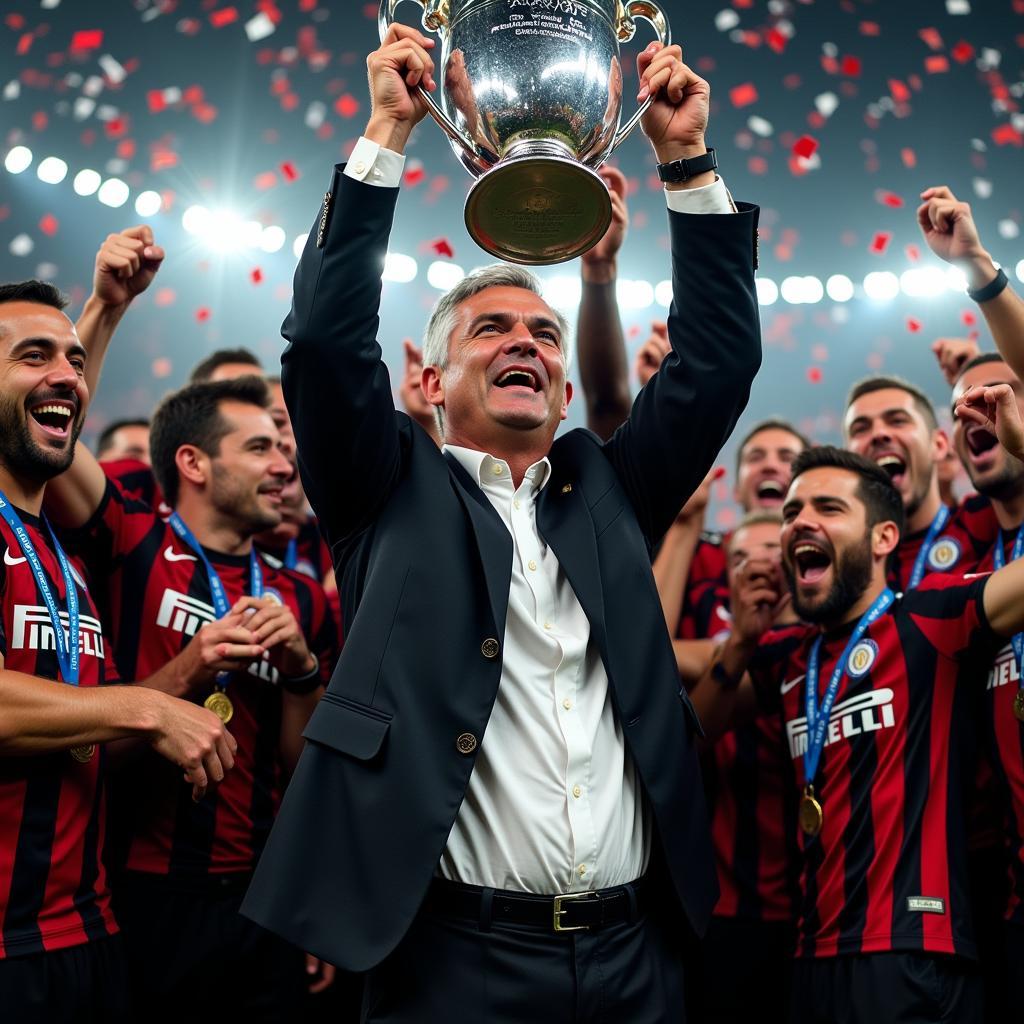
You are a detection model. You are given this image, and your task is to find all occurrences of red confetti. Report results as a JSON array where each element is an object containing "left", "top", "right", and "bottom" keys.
[
  {"left": 431, "top": 238, "right": 455, "bottom": 258},
  {"left": 807, "top": 367, "right": 823, "bottom": 384},
  {"left": 729, "top": 83, "right": 758, "bottom": 108},
  {"left": 334, "top": 94, "right": 360, "bottom": 118},
  {"left": 195, "top": 308, "right": 211, "bottom": 323},
  {"left": 951, "top": 41, "right": 975, "bottom": 64},
  {"left": 859, "top": 22, "right": 880, "bottom": 37},
  {"left": 906, "top": 318, "right": 922, "bottom": 333},
  {"left": 250, "top": 268, "right": 263, "bottom": 285},
  {"left": 279, "top": 161, "right": 299, "bottom": 182},
  {"left": 16, "top": 33, "right": 33, "bottom": 56},
  {"left": 870, "top": 232, "right": 892, "bottom": 254},
  {"left": 905, "top": 244, "right": 920, "bottom": 262},
  {"left": 766, "top": 28, "right": 787, "bottom": 54},
  {"left": 152, "top": 358, "right": 173, "bottom": 379},
  {"left": 889, "top": 79, "right": 910, "bottom": 103},
  {"left": 876, "top": 190, "right": 904, "bottom": 208},
  {"left": 5, "top": 13, "right": 24, "bottom": 29},
  {"left": 918, "top": 27, "right": 943, "bottom": 50},
  {"left": 841, "top": 55, "right": 862, "bottom": 76},
  {"left": 900, "top": 148, "right": 917, "bottom": 168},
  {"left": 792, "top": 135, "right": 818, "bottom": 159},
  {"left": 147, "top": 90, "right": 167, "bottom": 113},
  {"left": 38, "top": 214, "right": 58, "bottom": 237},
  {"left": 154, "top": 288, "right": 176, "bottom": 307},
  {"left": 925, "top": 56, "right": 949, "bottom": 74},
  {"left": 183, "top": 85, "right": 204, "bottom": 105},
  {"left": 209, "top": 8, "right": 239, "bottom": 28},
  {"left": 70, "top": 30, "right": 103, "bottom": 52},
  {"left": 962, "top": 310, "right": 977, "bottom": 326},
  {"left": 254, "top": 171, "right": 277, "bottom": 190},
  {"left": 992, "top": 124, "right": 1024, "bottom": 147},
  {"left": 404, "top": 164, "right": 426, "bottom": 187}
]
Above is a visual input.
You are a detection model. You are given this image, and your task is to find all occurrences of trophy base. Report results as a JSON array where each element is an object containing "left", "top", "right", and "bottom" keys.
[{"left": 464, "top": 145, "right": 612, "bottom": 266}]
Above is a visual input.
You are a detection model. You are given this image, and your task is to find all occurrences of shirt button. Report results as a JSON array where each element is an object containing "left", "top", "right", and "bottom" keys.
[
  {"left": 528, "top": 559, "right": 537, "bottom": 571},
  {"left": 578, "top": 864, "right": 587, "bottom": 878},
  {"left": 481, "top": 638, "right": 500, "bottom": 659},
  {"left": 563, "top": 698, "right": 572, "bottom": 710},
  {"left": 492, "top": 464, "right": 503, "bottom": 475},
  {"left": 513, "top": 499, "right": 520, "bottom": 509},
  {"left": 353, "top": 161, "right": 366, "bottom": 174},
  {"left": 572, "top": 784, "right": 582, "bottom": 799}
]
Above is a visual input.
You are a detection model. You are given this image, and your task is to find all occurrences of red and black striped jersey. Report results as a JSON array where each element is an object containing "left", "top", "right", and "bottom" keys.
[
  {"left": 100, "top": 457, "right": 165, "bottom": 512},
  {"left": 750, "top": 577, "right": 1001, "bottom": 959},
  {"left": 0, "top": 510, "right": 118, "bottom": 958},
  {"left": 67, "top": 481, "right": 339, "bottom": 878},
  {"left": 677, "top": 533, "right": 730, "bottom": 641},
  {"left": 888, "top": 494, "right": 997, "bottom": 593}
]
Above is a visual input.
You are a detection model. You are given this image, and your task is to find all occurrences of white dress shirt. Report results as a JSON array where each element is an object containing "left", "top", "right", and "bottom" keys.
[{"left": 341, "top": 135, "right": 735, "bottom": 893}]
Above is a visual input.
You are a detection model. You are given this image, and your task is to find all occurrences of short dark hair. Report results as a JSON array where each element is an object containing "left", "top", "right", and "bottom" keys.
[
  {"left": 96, "top": 418, "right": 150, "bottom": 458},
  {"left": 0, "top": 280, "right": 68, "bottom": 312},
  {"left": 150, "top": 376, "right": 270, "bottom": 507},
  {"left": 952, "top": 351, "right": 1006, "bottom": 388},
  {"left": 790, "top": 445, "right": 905, "bottom": 538},
  {"left": 735, "top": 419, "right": 812, "bottom": 476},
  {"left": 846, "top": 375, "right": 938, "bottom": 431},
  {"left": 189, "top": 347, "right": 263, "bottom": 384}
]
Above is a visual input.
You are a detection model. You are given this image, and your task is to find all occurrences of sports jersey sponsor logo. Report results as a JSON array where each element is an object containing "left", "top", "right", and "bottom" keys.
[
  {"left": 785, "top": 688, "right": 896, "bottom": 760},
  {"left": 847, "top": 639, "right": 878, "bottom": 678},
  {"left": 156, "top": 588, "right": 280, "bottom": 683},
  {"left": 163, "top": 545, "right": 197, "bottom": 563},
  {"left": 11, "top": 606, "right": 105, "bottom": 658},
  {"left": 986, "top": 642, "right": 1017, "bottom": 691},
  {"left": 4, "top": 547, "right": 27, "bottom": 566},
  {"left": 926, "top": 537, "right": 961, "bottom": 572},
  {"left": 907, "top": 896, "right": 945, "bottom": 914}
]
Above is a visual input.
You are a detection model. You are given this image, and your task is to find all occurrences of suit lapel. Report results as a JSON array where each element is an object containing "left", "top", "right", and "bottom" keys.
[{"left": 443, "top": 451, "right": 513, "bottom": 640}]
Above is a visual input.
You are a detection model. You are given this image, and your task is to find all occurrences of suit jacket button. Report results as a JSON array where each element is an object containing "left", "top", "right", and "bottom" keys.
[
  {"left": 481, "top": 638, "right": 500, "bottom": 659},
  {"left": 457, "top": 733, "right": 477, "bottom": 754},
  {"left": 561, "top": 483, "right": 572, "bottom": 494}
]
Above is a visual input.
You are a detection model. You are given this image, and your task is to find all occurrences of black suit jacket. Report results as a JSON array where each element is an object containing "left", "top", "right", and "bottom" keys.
[{"left": 241, "top": 167, "right": 762, "bottom": 972}]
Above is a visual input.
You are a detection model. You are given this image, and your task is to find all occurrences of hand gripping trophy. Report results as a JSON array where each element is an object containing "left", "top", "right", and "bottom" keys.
[{"left": 379, "top": 0, "right": 670, "bottom": 265}]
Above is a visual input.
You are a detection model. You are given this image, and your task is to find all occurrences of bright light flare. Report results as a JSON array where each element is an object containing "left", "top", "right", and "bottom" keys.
[
  {"left": 427, "top": 260, "right": 465, "bottom": 290},
  {"left": 97, "top": 178, "right": 129, "bottom": 208},
  {"left": 36, "top": 156, "right": 68, "bottom": 184},
  {"left": 382, "top": 253, "right": 418, "bottom": 283},
  {"left": 4, "top": 146, "right": 33, "bottom": 174},
  {"left": 134, "top": 190, "right": 162, "bottom": 217},
  {"left": 73, "top": 169, "right": 101, "bottom": 196},
  {"left": 755, "top": 278, "right": 778, "bottom": 306},
  {"left": 260, "top": 225, "right": 286, "bottom": 254},
  {"left": 825, "top": 274, "right": 854, "bottom": 302},
  {"left": 863, "top": 271, "right": 900, "bottom": 301}
]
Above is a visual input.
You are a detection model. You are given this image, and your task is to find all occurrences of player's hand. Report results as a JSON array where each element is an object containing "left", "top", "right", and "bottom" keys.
[
  {"left": 676, "top": 466, "right": 725, "bottom": 524},
  {"left": 232, "top": 595, "right": 315, "bottom": 679},
  {"left": 187, "top": 612, "right": 264, "bottom": 684},
  {"left": 147, "top": 693, "right": 237, "bottom": 802},
  {"left": 729, "top": 556, "right": 788, "bottom": 644},
  {"left": 917, "top": 186, "right": 988, "bottom": 266},
  {"left": 931, "top": 337, "right": 980, "bottom": 387},
  {"left": 634, "top": 321, "right": 670, "bottom": 386},
  {"left": 637, "top": 44, "right": 710, "bottom": 164},
  {"left": 365, "top": 24, "right": 436, "bottom": 150},
  {"left": 92, "top": 226, "right": 165, "bottom": 309},
  {"left": 305, "top": 953, "right": 336, "bottom": 995},
  {"left": 954, "top": 383, "right": 1024, "bottom": 462},
  {"left": 582, "top": 167, "right": 629, "bottom": 273}
]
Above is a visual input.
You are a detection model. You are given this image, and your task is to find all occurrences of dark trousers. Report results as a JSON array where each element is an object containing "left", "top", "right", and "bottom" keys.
[
  {"left": 0, "top": 934, "right": 131, "bottom": 1024},
  {"left": 967, "top": 844, "right": 1010, "bottom": 1022},
  {"left": 113, "top": 870, "right": 306, "bottom": 1024},
  {"left": 789, "top": 953, "right": 983, "bottom": 1024},
  {"left": 690, "top": 916, "right": 796, "bottom": 1024},
  {"left": 362, "top": 887, "right": 687, "bottom": 1023}
]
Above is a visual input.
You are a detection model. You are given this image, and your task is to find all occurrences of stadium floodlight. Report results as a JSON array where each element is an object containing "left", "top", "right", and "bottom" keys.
[
  {"left": 780, "top": 276, "right": 806, "bottom": 304},
  {"left": 427, "top": 260, "right": 465, "bottom": 290},
  {"left": 73, "top": 168, "right": 101, "bottom": 196},
  {"left": 862, "top": 271, "right": 900, "bottom": 301},
  {"left": 260, "top": 225, "right": 286, "bottom": 254},
  {"left": 4, "top": 146, "right": 33, "bottom": 174},
  {"left": 755, "top": 277, "right": 778, "bottom": 306},
  {"left": 801, "top": 276, "right": 824, "bottom": 304},
  {"left": 542, "top": 275, "right": 582, "bottom": 308},
  {"left": 182, "top": 205, "right": 211, "bottom": 235},
  {"left": 382, "top": 253, "right": 418, "bottom": 283},
  {"left": 654, "top": 280, "right": 673, "bottom": 307},
  {"left": 899, "top": 267, "right": 946, "bottom": 298},
  {"left": 36, "top": 156, "right": 68, "bottom": 184},
  {"left": 825, "top": 274, "right": 854, "bottom": 302},
  {"left": 134, "top": 190, "right": 162, "bottom": 217},
  {"left": 292, "top": 233, "right": 308, "bottom": 258},
  {"left": 97, "top": 178, "right": 129, "bottom": 208},
  {"left": 617, "top": 279, "right": 655, "bottom": 310},
  {"left": 944, "top": 266, "right": 968, "bottom": 292}
]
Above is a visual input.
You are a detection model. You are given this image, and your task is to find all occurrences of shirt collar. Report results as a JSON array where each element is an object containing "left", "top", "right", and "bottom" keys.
[{"left": 443, "top": 444, "right": 552, "bottom": 494}]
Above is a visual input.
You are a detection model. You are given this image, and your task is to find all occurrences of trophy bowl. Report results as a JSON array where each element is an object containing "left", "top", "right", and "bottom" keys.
[{"left": 379, "top": 0, "right": 671, "bottom": 265}]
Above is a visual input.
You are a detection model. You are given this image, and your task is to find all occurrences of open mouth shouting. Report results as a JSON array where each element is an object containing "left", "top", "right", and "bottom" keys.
[
  {"left": 754, "top": 479, "right": 786, "bottom": 506},
  {"left": 790, "top": 536, "right": 833, "bottom": 587},
  {"left": 873, "top": 451, "right": 907, "bottom": 491},
  {"left": 492, "top": 365, "right": 543, "bottom": 394},
  {"left": 28, "top": 397, "right": 77, "bottom": 442},
  {"left": 963, "top": 424, "right": 1000, "bottom": 470}
]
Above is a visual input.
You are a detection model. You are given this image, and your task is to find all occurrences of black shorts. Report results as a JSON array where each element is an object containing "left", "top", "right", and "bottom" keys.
[
  {"left": 689, "top": 916, "right": 796, "bottom": 1024},
  {"left": 789, "top": 952, "right": 982, "bottom": 1024},
  {"left": 0, "top": 933, "right": 131, "bottom": 1024},
  {"left": 113, "top": 870, "right": 306, "bottom": 1024}
]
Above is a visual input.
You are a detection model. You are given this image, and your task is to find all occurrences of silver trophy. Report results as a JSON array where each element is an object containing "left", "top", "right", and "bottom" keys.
[{"left": 379, "top": 0, "right": 670, "bottom": 265}]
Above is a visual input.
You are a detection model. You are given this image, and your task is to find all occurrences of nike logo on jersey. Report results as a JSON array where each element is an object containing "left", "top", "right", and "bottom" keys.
[
  {"left": 780, "top": 673, "right": 805, "bottom": 696},
  {"left": 4, "top": 547, "right": 27, "bottom": 566},
  {"left": 5, "top": 548, "right": 87, "bottom": 590},
  {"left": 11, "top": 605, "right": 105, "bottom": 658},
  {"left": 163, "top": 546, "right": 197, "bottom": 563},
  {"left": 785, "top": 688, "right": 895, "bottom": 760}
]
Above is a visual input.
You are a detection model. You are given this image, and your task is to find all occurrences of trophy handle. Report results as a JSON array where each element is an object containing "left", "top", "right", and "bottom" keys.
[
  {"left": 377, "top": 0, "right": 480, "bottom": 159},
  {"left": 612, "top": 0, "right": 672, "bottom": 151}
]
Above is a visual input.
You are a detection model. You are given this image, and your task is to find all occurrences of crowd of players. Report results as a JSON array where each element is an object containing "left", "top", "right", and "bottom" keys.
[{"left": 1, "top": 114, "right": 1024, "bottom": 1024}]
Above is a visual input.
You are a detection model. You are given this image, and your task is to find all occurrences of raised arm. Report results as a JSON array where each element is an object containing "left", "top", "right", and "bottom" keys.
[
  {"left": 919, "top": 186, "right": 1024, "bottom": 379},
  {"left": 603, "top": 50, "right": 760, "bottom": 546},
  {"left": 282, "top": 24, "right": 436, "bottom": 545},
  {"left": 576, "top": 166, "right": 632, "bottom": 441}
]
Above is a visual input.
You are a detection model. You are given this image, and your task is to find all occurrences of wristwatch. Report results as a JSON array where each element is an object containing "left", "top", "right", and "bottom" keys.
[{"left": 657, "top": 148, "right": 717, "bottom": 184}]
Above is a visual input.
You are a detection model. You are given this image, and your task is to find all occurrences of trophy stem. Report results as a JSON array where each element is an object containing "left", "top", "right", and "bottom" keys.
[{"left": 464, "top": 141, "right": 613, "bottom": 267}]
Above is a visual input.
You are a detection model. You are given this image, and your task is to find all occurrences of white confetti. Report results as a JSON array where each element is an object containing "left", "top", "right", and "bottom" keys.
[
  {"left": 304, "top": 101, "right": 326, "bottom": 130},
  {"left": 998, "top": 220, "right": 1020, "bottom": 239},
  {"left": 715, "top": 9, "right": 739, "bottom": 31},
  {"left": 40, "top": 0, "right": 61, "bottom": 8},
  {"left": 946, "top": 0, "right": 970, "bottom": 12},
  {"left": 73, "top": 97, "right": 96, "bottom": 120},
  {"left": 970, "top": 138, "right": 988, "bottom": 151},
  {"left": 3, "top": 80, "right": 20, "bottom": 101},
  {"left": 822, "top": 41, "right": 838, "bottom": 58},
  {"left": 35, "top": 262, "right": 59, "bottom": 280},
  {"left": 9, "top": 234, "right": 34, "bottom": 257},
  {"left": 95, "top": 104, "right": 119, "bottom": 122},
  {"left": 244, "top": 12, "right": 276, "bottom": 42},
  {"left": 82, "top": 75, "right": 105, "bottom": 98},
  {"left": 99, "top": 54, "right": 126, "bottom": 84},
  {"left": 815, "top": 92, "right": 839, "bottom": 117},
  {"left": 978, "top": 48, "right": 1001, "bottom": 70},
  {"left": 747, "top": 115, "right": 773, "bottom": 136},
  {"left": 972, "top": 177, "right": 993, "bottom": 199}
]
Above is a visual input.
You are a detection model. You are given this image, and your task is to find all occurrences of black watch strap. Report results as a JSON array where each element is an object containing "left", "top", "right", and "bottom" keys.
[
  {"left": 657, "top": 148, "right": 717, "bottom": 183},
  {"left": 967, "top": 267, "right": 1009, "bottom": 304}
]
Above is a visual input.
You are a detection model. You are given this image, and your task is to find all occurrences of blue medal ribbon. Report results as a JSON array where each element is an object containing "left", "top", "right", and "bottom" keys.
[
  {"left": 992, "top": 527, "right": 1024, "bottom": 687},
  {"left": 284, "top": 537, "right": 298, "bottom": 571},
  {"left": 906, "top": 505, "right": 952, "bottom": 591},
  {"left": 804, "top": 588, "right": 895, "bottom": 789},
  {"left": 0, "top": 489, "right": 80, "bottom": 685},
  {"left": 167, "top": 511, "right": 263, "bottom": 690}
]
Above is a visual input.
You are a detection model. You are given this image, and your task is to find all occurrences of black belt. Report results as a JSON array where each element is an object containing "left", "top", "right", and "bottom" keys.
[{"left": 426, "top": 876, "right": 650, "bottom": 933}]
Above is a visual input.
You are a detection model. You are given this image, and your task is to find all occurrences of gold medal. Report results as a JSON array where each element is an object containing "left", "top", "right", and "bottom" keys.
[
  {"left": 70, "top": 744, "right": 96, "bottom": 763},
  {"left": 1014, "top": 689, "right": 1024, "bottom": 723},
  {"left": 799, "top": 785, "right": 823, "bottom": 837},
  {"left": 204, "top": 691, "right": 234, "bottom": 724}
]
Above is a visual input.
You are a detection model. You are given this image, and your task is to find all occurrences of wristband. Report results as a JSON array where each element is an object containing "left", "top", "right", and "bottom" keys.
[
  {"left": 967, "top": 267, "right": 1008, "bottom": 304},
  {"left": 280, "top": 654, "right": 322, "bottom": 695},
  {"left": 657, "top": 148, "right": 717, "bottom": 184},
  {"left": 710, "top": 657, "right": 743, "bottom": 690}
]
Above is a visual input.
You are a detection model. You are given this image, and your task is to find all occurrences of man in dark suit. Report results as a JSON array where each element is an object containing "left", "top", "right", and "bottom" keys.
[{"left": 243, "top": 24, "right": 762, "bottom": 1023}]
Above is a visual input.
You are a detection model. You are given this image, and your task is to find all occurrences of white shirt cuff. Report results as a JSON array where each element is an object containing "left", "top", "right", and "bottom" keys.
[
  {"left": 344, "top": 137, "right": 406, "bottom": 188},
  {"left": 665, "top": 176, "right": 736, "bottom": 215}
]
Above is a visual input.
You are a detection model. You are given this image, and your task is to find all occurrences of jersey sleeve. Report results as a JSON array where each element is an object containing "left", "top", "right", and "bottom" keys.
[
  {"left": 748, "top": 624, "right": 808, "bottom": 715},
  {"left": 904, "top": 572, "right": 1000, "bottom": 661}
]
